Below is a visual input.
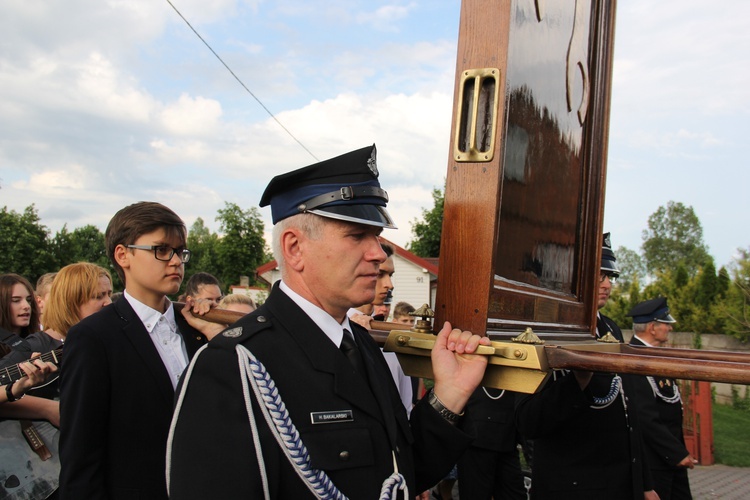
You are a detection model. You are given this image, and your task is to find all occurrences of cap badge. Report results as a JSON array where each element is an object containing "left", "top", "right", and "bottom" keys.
[{"left": 367, "top": 146, "right": 378, "bottom": 176}]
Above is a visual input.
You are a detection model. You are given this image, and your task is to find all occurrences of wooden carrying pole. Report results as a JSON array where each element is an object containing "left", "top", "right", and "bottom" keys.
[{"left": 190, "top": 306, "right": 750, "bottom": 392}]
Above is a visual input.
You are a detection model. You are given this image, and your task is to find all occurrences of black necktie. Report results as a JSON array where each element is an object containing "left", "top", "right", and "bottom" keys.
[{"left": 340, "top": 329, "right": 367, "bottom": 379}]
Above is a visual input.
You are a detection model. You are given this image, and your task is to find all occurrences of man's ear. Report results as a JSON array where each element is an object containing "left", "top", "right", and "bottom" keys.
[
  {"left": 281, "top": 228, "right": 305, "bottom": 272},
  {"left": 113, "top": 244, "right": 131, "bottom": 271}
]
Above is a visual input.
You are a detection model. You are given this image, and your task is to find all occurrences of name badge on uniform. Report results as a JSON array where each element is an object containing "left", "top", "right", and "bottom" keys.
[{"left": 310, "top": 410, "right": 354, "bottom": 424}]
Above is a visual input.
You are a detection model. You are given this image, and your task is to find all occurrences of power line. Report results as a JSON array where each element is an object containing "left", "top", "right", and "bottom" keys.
[{"left": 165, "top": 0, "right": 319, "bottom": 161}]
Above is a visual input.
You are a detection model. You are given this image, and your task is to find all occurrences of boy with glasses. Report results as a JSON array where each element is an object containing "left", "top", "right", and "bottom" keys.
[{"left": 59, "top": 201, "right": 216, "bottom": 499}]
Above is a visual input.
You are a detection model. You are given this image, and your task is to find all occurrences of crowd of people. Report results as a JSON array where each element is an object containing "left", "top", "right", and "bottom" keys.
[{"left": 0, "top": 144, "right": 696, "bottom": 500}]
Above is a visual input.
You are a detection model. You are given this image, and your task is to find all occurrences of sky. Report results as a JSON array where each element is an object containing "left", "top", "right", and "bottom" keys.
[{"left": 1, "top": 0, "right": 748, "bottom": 270}]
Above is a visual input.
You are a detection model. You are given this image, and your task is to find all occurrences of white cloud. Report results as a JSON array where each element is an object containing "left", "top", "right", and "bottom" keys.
[
  {"left": 356, "top": 3, "right": 417, "bottom": 31},
  {"left": 159, "top": 93, "right": 224, "bottom": 136}
]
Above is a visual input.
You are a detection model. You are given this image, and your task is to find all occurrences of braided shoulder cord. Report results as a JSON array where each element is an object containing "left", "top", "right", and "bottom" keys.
[
  {"left": 590, "top": 374, "right": 622, "bottom": 409},
  {"left": 646, "top": 376, "right": 682, "bottom": 404},
  {"left": 236, "top": 345, "right": 346, "bottom": 500},
  {"left": 236, "top": 345, "right": 408, "bottom": 500},
  {"left": 378, "top": 453, "right": 407, "bottom": 500}
]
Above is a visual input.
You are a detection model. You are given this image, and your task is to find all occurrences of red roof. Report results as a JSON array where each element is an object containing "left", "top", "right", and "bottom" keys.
[
  {"left": 255, "top": 260, "right": 279, "bottom": 276},
  {"left": 378, "top": 236, "right": 439, "bottom": 276}
]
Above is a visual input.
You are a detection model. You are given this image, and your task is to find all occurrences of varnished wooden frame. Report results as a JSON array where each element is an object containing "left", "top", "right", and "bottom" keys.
[{"left": 435, "top": 0, "right": 618, "bottom": 340}]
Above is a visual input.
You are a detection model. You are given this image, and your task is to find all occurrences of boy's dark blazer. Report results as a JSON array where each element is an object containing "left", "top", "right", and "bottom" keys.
[{"left": 58, "top": 297, "right": 205, "bottom": 500}]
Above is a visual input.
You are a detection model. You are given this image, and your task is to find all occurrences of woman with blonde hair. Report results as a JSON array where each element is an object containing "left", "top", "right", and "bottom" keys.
[
  {"left": 0, "top": 265, "right": 108, "bottom": 499},
  {"left": 0, "top": 262, "right": 113, "bottom": 402}
]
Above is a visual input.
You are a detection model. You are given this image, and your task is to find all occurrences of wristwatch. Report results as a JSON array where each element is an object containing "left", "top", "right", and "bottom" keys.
[{"left": 427, "top": 389, "right": 464, "bottom": 425}]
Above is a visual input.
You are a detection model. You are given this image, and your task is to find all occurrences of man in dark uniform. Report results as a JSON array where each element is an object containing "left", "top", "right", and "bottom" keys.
[
  {"left": 457, "top": 387, "right": 526, "bottom": 499},
  {"left": 515, "top": 234, "right": 657, "bottom": 500},
  {"left": 627, "top": 297, "right": 695, "bottom": 499},
  {"left": 596, "top": 232, "right": 623, "bottom": 342},
  {"left": 168, "top": 144, "right": 491, "bottom": 499}
]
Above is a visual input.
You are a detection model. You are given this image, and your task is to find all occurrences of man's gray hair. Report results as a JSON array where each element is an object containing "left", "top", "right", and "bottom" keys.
[
  {"left": 271, "top": 213, "right": 325, "bottom": 272},
  {"left": 633, "top": 322, "right": 649, "bottom": 334}
]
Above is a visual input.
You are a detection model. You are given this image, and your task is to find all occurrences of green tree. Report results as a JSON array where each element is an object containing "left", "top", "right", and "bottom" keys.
[
  {"left": 51, "top": 224, "right": 114, "bottom": 282},
  {"left": 184, "top": 217, "right": 221, "bottom": 290},
  {"left": 641, "top": 201, "right": 712, "bottom": 277},
  {"left": 614, "top": 246, "right": 646, "bottom": 290},
  {"left": 408, "top": 186, "right": 444, "bottom": 258},
  {"left": 601, "top": 277, "right": 642, "bottom": 329},
  {"left": 721, "top": 248, "right": 750, "bottom": 341},
  {"left": 50, "top": 224, "right": 76, "bottom": 267},
  {"left": 215, "top": 203, "right": 267, "bottom": 290},
  {"left": 0, "top": 205, "right": 55, "bottom": 282}
]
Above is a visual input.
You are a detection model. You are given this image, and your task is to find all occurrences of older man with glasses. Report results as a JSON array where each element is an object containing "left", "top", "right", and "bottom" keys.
[
  {"left": 596, "top": 232, "right": 623, "bottom": 342},
  {"left": 515, "top": 233, "right": 657, "bottom": 499}
]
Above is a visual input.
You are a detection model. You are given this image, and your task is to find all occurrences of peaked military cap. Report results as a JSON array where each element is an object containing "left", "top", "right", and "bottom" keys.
[
  {"left": 627, "top": 297, "right": 676, "bottom": 324},
  {"left": 601, "top": 232, "right": 620, "bottom": 276},
  {"left": 259, "top": 144, "right": 396, "bottom": 228}
]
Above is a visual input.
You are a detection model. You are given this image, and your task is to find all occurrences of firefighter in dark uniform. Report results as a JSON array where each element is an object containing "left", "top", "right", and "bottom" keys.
[
  {"left": 627, "top": 297, "right": 695, "bottom": 499},
  {"left": 167, "top": 144, "right": 491, "bottom": 499},
  {"left": 515, "top": 234, "right": 657, "bottom": 500},
  {"left": 597, "top": 232, "right": 624, "bottom": 342},
  {"left": 457, "top": 387, "right": 527, "bottom": 499}
]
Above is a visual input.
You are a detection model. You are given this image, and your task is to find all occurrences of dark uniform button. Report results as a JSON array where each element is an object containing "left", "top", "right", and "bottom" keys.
[
  {"left": 395, "top": 446, "right": 400, "bottom": 454},
  {"left": 257, "top": 316, "right": 267, "bottom": 323},
  {"left": 339, "top": 451, "right": 350, "bottom": 461}
]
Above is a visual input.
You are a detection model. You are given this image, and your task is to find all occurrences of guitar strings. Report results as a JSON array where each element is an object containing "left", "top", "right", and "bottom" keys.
[{"left": 0, "top": 348, "right": 63, "bottom": 383}]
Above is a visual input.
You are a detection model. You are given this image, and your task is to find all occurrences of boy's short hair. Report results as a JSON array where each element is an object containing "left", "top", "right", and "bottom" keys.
[
  {"left": 106, "top": 202, "right": 186, "bottom": 283},
  {"left": 36, "top": 272, "right": 58, "bottom": 296},
  {"left": 393, "top": 301, "right": 415, "bottom": 319},
  {"left": 184, "top": 272, "right": 222, "bottom": 298}
]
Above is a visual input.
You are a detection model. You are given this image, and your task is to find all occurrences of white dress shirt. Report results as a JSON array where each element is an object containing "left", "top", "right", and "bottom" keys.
[{"left": 123, "top": 290, "right": 189, "bottom": 389}]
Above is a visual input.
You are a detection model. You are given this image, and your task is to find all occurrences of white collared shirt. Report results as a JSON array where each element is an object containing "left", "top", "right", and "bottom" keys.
[
  {"left": 279, "top": 281, "right": 352, "bottom": 347},
  {"left": 123, "top": 290, "right": 189, "bottom": 389}
]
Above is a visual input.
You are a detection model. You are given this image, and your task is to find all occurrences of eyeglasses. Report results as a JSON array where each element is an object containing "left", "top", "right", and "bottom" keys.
[
  {"left": 599, "top": 272, "right": 618, "bottom": 284},
  {"left": 127, "top": 245, "right": 191, "bottom": 263}
]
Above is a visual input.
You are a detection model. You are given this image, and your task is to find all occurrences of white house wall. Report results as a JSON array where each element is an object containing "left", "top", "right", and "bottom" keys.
[{"left": 391, "top": 254, "right": 433, "bottom": 318}]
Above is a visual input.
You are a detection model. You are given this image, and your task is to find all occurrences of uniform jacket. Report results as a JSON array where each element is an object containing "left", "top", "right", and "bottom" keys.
[
  {"left": 627, "top": 336, "right": 689, "bottom": 469},
  {"left": 597, "top": 313, "right": 624, "bottom": 342},
  {"left": 58, "top": 298, "right": 205, "bottom": 500},
  {"left": 516, "top": 315, "right": 651, "bottom": 500},
  {"left": 167, "top": 284, "right": 472, "bottom": 500},
  {"left": 463, "top": 387, "right": 518, "bottom": 452}
]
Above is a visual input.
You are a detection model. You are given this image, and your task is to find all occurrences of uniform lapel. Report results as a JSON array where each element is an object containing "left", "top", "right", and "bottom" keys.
[
  {"left": 355, "top": 328, "right": 401, "bottom": 448},
  {"left": 264, "top": 289, "right": 385, "bottom": 423},
  {"left": 629, "top": 336, "right": 646, "bottom": 347},
  {"left": 113, "top": 299, "right": 176, "bottom": 404}
]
